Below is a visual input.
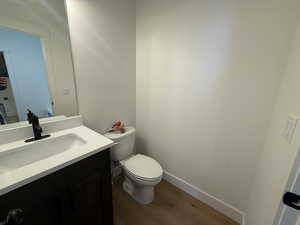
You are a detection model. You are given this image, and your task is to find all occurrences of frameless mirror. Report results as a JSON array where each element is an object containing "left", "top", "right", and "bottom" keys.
[{"left": 0, "top": 0, "right": 77, "bottom": 128}]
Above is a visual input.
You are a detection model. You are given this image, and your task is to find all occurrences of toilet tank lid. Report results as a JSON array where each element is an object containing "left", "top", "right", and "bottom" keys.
[{"left": 104, "top": 126, "right": 135, "bottom": 140}]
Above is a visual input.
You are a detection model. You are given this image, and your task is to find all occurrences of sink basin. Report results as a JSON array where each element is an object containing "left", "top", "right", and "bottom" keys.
[
  {"left": 0, "top": 134, "right": 86, "bottom": 173},
  {"left": 0, "top": 116, "right": 115, "bottom": 197}
]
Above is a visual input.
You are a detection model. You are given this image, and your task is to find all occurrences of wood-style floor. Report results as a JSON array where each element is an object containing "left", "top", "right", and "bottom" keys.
[{"left": 113, "top": 177, "right": 239, "bottom": 225}]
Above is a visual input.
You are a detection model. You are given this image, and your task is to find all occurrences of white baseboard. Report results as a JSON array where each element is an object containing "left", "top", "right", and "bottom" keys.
[{"left": 163, "top": 170, "right": 245, "bottom": 225}]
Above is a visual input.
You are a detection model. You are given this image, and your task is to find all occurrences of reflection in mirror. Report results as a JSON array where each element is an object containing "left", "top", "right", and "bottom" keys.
[
  {"left": 0, "top": 28, "right": 53, "bottom": 123},
  {"left": 0, "top": 0, "right": 78, "bottom": 128}
]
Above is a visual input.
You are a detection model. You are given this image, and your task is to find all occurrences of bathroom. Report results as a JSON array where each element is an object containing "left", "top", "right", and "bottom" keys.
[{"left": 0, "top": 0, "right": 300, "bottom": 225}]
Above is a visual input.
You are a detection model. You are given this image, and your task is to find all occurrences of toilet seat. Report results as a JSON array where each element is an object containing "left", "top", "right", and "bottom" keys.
[{"left": 121, "top": 154, "right": 163, "bottom": 182}]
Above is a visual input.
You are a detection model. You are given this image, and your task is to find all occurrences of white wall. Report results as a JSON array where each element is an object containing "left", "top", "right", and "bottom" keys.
[
  {"left": 246, "top": 18, "right": 300, "bottom": 225},
  {"left": 136, "top": 0, "right": 300, "bottom": 213},
  {"left": 66, "top": 0, "right": 136, "bottom": 133}
]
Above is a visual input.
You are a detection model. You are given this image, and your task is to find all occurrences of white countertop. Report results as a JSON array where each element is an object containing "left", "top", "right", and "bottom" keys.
[{"left": 0, "top": 125, "right": 114, "bottom": 196}]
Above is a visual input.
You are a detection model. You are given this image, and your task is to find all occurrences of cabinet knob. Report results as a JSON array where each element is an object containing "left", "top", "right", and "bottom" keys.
[{"left": 1, "top": 209, "right": 24, "bottom": 225}]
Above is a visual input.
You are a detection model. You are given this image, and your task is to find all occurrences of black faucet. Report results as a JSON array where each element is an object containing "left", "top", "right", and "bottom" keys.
[{"left": 25, "top": 110, "right": 50, "bottom": 143}]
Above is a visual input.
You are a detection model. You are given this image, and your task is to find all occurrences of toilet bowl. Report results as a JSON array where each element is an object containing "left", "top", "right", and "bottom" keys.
[
  {"left": 104, "top": 127, "right": 163, "bottom": 204},
  {"left": 121, "top": 154, "right": 163, "bottom": 204}
]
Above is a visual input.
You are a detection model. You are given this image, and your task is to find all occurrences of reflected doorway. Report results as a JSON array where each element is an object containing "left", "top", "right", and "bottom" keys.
[{"left": 0, "top": 27, "right": 53, "bottom": 124}]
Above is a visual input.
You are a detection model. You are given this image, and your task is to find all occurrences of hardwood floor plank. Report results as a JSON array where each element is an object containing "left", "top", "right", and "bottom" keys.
[{"left": 113, "top": 177, "right": 239, "bottom": 225}]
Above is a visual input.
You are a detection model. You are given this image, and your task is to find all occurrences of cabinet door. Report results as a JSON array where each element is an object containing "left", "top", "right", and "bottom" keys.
[
  {"left": 69, "top": 171, "right": 113, "bottom": 224},
  {"left": 62, "top": 152, "right": 114, "bottom": 225},
  {"left": 24, "top": 198, "right": 61, "bottom": 225},
  {"left": 0, "top": 193, "right": 61, "bottom": 225},
  {"left": 70, "top": 172, "right": 104, "bottom": 225}
]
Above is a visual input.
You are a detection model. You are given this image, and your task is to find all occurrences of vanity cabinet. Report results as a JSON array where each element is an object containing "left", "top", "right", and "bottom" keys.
[{"left": 0, "top": 149, "right": 114, "bottom": 225}]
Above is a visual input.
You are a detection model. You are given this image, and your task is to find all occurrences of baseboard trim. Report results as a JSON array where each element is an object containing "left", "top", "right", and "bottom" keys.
[{"left": 163, "top": 171, "right": 245, "bottom": 225}]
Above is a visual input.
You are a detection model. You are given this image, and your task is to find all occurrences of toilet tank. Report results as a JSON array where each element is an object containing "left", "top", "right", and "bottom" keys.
[{"left": 104, "top": 127, "right": 136, "bottom": 161}]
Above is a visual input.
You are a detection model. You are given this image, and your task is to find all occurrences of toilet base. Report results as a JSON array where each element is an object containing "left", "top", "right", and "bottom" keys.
[{"left": 123, "top": 176, "right": 154, "bottom": 204}]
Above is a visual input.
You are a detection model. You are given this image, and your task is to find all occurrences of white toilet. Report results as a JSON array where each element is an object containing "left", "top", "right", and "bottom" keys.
[{"left": 105, "top": 127, "right": 163, "bottom": 204}]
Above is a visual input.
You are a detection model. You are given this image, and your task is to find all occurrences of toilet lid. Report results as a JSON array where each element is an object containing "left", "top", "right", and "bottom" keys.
[{"left": 123, "top": 154, "right": 163, "bottom": 181}]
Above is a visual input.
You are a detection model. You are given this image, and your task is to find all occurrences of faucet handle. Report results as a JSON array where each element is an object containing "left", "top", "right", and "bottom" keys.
[
  {"left": 27, "top": 110, "right": 34, "bottom": 124},
  {"left": 27, "top": 109, "right": 38, "bottom": 125}
]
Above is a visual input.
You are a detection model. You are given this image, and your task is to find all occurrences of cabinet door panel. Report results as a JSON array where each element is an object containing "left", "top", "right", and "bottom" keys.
[
  {"left": 101, "top": 167, "right": 114, "bottom": 225},
  {"left": 69, "top": 173, "right": 103, "bottom": 225},
  {"left": 24, "top": 198, "right": 60, "bottom": 225}
]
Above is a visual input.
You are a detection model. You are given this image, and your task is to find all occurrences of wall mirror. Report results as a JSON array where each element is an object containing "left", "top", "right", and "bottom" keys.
[{"left": 0, "top": 0, "right": 77, "bottom": 129}]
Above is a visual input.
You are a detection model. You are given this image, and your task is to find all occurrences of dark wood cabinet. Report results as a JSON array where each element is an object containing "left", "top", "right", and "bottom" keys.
[{"left": 0, "top": 149, "right": 114, "bottom": 225}]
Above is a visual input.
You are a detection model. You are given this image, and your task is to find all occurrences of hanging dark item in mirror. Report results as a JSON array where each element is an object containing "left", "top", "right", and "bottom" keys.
[
  {"left": 0, "top": 51, "right": 9, "bottom": 91},
  {"left": 0, "top": 77, "right": 8, "bottom": 91}
]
